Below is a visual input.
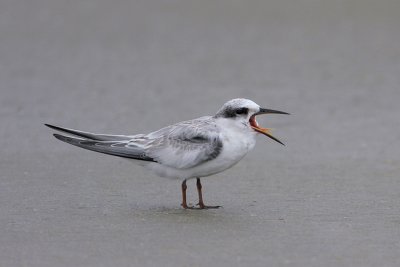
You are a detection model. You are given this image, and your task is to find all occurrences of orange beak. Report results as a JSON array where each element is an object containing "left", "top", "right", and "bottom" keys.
[{"left": 249, "top": 108, "right": 289, "bottom": 145}]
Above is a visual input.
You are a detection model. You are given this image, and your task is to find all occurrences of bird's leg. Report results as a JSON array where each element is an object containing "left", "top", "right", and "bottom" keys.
[
  {"left": 181, "top": 179, "right": 192, "bottom": 209},
  {"left": 196, "top": 178, "right": 204, "bottom": 207},
  {"left": 196, "top": 178, "right": 221, "bottom": 209}
]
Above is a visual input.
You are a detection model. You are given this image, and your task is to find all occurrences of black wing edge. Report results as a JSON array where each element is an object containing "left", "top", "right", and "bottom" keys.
[
  {"left": 44, "top": 124, "right": 130, "bottom": 141},
  {"left": 53, "top": 133, "right": 156, "bottom": 162}
]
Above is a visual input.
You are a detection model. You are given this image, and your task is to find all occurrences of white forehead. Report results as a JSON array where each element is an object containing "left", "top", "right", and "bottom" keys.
[{"left": 223, "top": 98, "right": 260, "bottom": 110}]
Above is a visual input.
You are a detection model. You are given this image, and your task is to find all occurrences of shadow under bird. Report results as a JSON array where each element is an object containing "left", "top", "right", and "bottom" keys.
[{"left": 46, "top": 98, "right": 289, "bottom": 209}]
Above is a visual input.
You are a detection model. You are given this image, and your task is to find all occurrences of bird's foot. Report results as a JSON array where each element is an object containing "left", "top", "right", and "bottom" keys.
[
  {"left": 181, "top": 203, "right": 194, "bottom": 209},
  {"left": 181, "top": 203, "right": 221, "bottom": 210},
  {"left": 196, "top": 203, "right": 221, "bottom": 209}
]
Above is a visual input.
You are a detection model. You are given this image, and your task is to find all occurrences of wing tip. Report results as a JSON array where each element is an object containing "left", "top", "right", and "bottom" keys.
[
  {"left": 53, "top": 133, "right": 68, "bottom": 141},
  {"left": 45, "top": 123, "right": 62, "bottom": 131},
  {"left": 53, "top": 133, "right": 80, "bottom": 143},
  {"left": 45, "top": 123, "right": 94, "bottom": 140}
]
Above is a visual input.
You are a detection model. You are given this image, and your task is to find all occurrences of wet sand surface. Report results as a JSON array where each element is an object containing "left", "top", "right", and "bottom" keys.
[{"left": 1, "top": 1, "right": 400, "bottom": 266}]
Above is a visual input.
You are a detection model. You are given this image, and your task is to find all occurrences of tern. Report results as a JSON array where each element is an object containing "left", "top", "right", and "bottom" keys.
[{"left": 45, "top": 98, "right": 289, "bottom": 209}]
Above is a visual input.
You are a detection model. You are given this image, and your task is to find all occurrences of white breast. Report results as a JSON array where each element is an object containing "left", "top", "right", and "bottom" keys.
[{"left": 218, "top": 127, "right": 256, "bottom": 165}]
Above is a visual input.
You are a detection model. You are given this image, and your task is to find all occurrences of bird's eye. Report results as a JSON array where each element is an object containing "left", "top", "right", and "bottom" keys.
[{"left": 235, "top": 108, "right": 248, "bottom": 115}]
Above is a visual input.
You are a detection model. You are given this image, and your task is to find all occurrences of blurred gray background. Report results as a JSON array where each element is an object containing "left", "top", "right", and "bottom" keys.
[{"left": 1, "top": 0, "right": 400, "bottom": 266}]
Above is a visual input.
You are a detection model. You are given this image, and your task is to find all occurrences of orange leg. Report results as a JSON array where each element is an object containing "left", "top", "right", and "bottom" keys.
[
  {"left": 196, "top": 178, "right": 220, "bottom": 209},
  {"left": 181, "top": 179, "right": 191, "bottom": 209}
]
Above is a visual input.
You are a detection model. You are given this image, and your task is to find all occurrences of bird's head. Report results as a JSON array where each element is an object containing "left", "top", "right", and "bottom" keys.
[{"left": 214, "top": 98, "right": 289, "bottom": 145}]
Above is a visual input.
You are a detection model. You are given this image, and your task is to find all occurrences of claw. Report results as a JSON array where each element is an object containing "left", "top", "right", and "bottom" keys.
[
  {"left": 181, "top": 203, "right": 194, "bottom": 209},
  {"left": 197, "top": 203, "right": 221, "bottom": 209}
]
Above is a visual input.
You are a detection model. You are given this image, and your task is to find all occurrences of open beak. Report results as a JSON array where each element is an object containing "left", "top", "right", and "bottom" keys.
[{"left": 249, "top": 108, "right": 290, "bottom": 145}]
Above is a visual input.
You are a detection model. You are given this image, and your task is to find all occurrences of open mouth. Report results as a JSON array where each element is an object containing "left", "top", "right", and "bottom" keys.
[{"left": 249, "top": 108, "right": 289, "bottom": 145}]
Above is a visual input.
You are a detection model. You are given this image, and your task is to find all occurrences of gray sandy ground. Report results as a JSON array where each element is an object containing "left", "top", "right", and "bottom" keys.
[{"left": 1, "top": 0, "right": 400, "bottom": 266}]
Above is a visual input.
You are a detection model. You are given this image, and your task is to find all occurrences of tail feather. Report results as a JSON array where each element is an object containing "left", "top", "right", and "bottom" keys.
[
  {"left": 53, "top": 133, "right": 155, "bottom": 162},
  {"left": 45, "top": 124, "right": 131, "bottom": 141}
]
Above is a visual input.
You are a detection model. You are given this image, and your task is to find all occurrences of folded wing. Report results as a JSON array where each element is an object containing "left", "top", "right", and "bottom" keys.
[
  {"left": 47, "top": 117, "right": 222, "bottom": 169},
  {"left": 144, "top": 117, "right": 223, "bottom": 169}
]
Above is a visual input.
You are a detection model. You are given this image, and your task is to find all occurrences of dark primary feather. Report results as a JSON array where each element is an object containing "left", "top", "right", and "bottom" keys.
[
  {"left": 45, "top": 124, "right": 130, "bottom": 141},
  {"left": 53, "top": 134, "right": 156, "bottom": 162}
]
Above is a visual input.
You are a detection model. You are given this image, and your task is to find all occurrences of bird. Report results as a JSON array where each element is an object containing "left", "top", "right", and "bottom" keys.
[{"left": 45, "top": 98, "right": 289, "bottom": 209}]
